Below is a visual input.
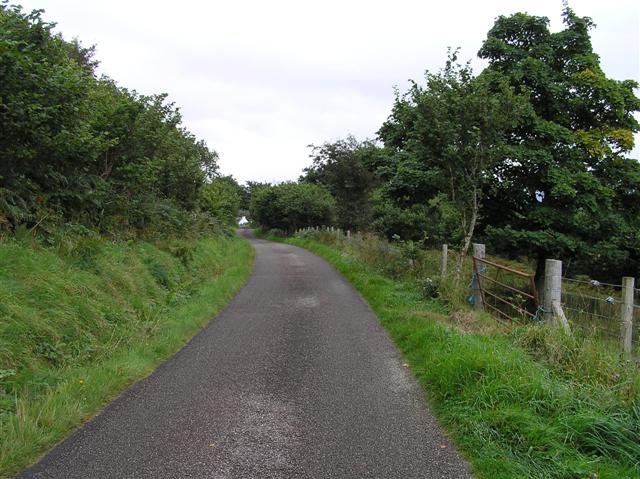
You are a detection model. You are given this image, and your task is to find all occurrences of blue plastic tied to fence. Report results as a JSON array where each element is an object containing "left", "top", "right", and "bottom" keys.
[
  {"left": 532, "top": 305, "right": 546, "bottom": 323},
  {"left": 467, "top": 265, "right": 487, "bottom": 306}
]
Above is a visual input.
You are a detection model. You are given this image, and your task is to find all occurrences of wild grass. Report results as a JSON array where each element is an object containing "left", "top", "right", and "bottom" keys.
[
  {"left": 274, "top": 232, "right": 640, "bottom": 479},
  {"left": 0, "top": 232, "right": 254, "bottom": 478}
]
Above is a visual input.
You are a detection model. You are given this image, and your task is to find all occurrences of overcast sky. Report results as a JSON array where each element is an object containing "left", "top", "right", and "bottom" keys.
[{"left": 19, "top": 0, "right": 640, "bottom": 183}]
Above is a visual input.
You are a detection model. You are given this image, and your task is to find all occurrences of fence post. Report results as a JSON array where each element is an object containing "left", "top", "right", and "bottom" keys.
[
  {"left": 621, "top": 277, "right": 635, "bottom": 354},
  {"left": 543, "top": 259, "right": 562, "bottom": 326},
  {"left": 441, "top": 244, "right": 448, "bottom": 277},
  {"left": 347, "top": 230, "right": 351, "bottom": 239},
  {"left": 472, "top": 243, "right": 485, "bottom": 311}
]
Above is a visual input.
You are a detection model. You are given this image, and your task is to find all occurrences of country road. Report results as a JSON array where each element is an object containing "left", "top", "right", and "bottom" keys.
[{"left": 18, "top": 231, "right": 472, "bottom": 479}]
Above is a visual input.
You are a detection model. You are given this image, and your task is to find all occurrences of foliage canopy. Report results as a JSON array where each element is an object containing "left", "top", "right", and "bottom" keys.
[
  {"left": 251, "top": 182, "right": 335, "bottom": 232},
  {"left": 0, "top": 3, "right": 231, "bottom": 239}
]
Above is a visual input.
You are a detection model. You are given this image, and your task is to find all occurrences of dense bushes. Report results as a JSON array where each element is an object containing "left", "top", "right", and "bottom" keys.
[
  {"left": 250, "top": 182, "right": 335, "bottom": 232},
  {"left": 0, "top": 4, "right": 226, "bottom": 238}
]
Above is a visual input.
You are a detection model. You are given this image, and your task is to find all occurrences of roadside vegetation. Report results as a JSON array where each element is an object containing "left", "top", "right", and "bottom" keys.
[
  {"left": 0, "top": 4, "right": 253, "bottom": 477},
  {"left": 269, "top": 229, "right": 639, "bottom": 479},
  {"left": 0, "top": 233, "right": 253, "bottom": 477}
]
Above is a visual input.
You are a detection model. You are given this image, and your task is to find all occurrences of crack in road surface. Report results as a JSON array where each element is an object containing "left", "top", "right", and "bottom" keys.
[{"left": 18, "top": 231, "right": 472, "bottom": 478}]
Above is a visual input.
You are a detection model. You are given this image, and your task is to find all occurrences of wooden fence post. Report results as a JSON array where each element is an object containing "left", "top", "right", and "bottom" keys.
[
  {"left": 621, "top": 277, "right": 635, "bottom": 354},
  {"left": 543, "top": 259, "right": 562, "bottom": 326},
  {"left": 441, "top": 244, "right": 448, "bottom": 277},
  {"left": 472, "top": 243, "right": 485, "bottom": 311}
]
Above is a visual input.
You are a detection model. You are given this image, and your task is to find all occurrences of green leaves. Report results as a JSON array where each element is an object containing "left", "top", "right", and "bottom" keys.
[
  {"left": 0, "top": 4, "right": 223, "bottom": 237},
  {"left": 301, "top": 137, "right": 378, "bottom": 231},
  {"left": 376, "top": 53, "right": 527, "bottom": 260},
  {"left": 367, "top": 6, "right": 640, "bottom": 281},
  {"left": 477, "top": 7, "right": 640, "bottom": 280},
  {"left": 200, "top": 176, "right": 242, "bottom": 226},
  {"left": 251, "top": 182, "right": 336, "bottom": 232}
]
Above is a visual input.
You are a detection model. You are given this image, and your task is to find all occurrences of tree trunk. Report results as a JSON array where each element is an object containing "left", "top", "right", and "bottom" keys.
[{"left": 454, "top": 192, "right": 479, "bottom": 286}]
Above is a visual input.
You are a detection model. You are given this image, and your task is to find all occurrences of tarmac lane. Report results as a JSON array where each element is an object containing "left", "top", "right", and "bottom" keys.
[{"left": 17, "top": 230, "right": 472, "bottom": 479}]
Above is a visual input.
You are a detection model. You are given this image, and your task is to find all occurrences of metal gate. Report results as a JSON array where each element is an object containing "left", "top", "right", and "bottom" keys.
[{"left": 472, "top": 256, "right": 539, "bottom": 322}]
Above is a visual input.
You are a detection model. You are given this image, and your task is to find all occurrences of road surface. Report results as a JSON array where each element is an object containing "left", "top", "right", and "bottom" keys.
[{"left": 18, "top": 231, "right": 472, "bottom": 478}]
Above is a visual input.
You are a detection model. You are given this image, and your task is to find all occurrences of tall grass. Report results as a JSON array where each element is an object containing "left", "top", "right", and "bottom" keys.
[
  {"left": 275, "top": 231, "right": 640, "bottom": 478},
  {"left": 0, "top": 232, "right": 254, "bottom": 477}
]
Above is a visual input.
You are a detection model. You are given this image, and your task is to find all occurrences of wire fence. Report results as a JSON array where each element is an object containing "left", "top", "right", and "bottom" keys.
[
  {"left": 470, "top": 246, "right": 638, "bottom": 356},
  {"left": 561, "top": 280, "right": 620, "bottom": 337},
  {"left": 561, "top": 278, "right": 639, "bottom": 354},
  {"left": 294, "top": 228, "right": 639, "bottom": 356}
]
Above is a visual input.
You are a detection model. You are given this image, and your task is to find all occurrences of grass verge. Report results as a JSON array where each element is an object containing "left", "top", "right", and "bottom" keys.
[
  {"left": 0, "top": 233, "right": 254, "bottom": 478},
  {"left": 274, "top": 234, "right": 639, "bottom": 479}
]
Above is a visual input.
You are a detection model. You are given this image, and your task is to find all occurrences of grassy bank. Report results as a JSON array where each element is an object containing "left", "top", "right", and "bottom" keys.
[
  {"left": 272, "top": 233, "right": 639, "bottom": 479},
  {"left": 0, "top": 232, "right": 254, "bottom": 477}
]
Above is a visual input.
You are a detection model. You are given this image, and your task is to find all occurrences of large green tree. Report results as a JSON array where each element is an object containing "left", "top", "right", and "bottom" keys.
[
  {"left": 378, "top": 53, "right": 527, "bottom": 279},
  {"left": 240, "top": 181, "right": 271, "bottom": 212},
  {"left": 477, "top": 7, "right": 640, "bottom": 280}
]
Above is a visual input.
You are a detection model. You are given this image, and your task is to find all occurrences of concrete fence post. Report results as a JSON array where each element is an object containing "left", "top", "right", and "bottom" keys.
[
  {"left": 347, "top": 230, "right": 351, "bottom": 239},
  {"left": 543, "top": 259, "right": 562, "bottom": 326},
  {"left": 621, "top": 277, "right": 635, "bottom": 354},
  {"left": 472, "top": 243, "right": 485, "bottom": 311},
  {"left": 441, "top": 244, "right": 448, "bottom": 277}
]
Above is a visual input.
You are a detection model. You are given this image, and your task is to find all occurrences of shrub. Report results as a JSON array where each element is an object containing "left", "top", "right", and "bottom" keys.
[{"left": 251, "top": 182, "right": 335, "bottom": 232}]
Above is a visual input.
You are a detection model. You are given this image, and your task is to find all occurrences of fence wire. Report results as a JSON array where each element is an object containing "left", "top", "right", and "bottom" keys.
[
  {"left": 560, "top": 279, "right": 638, "bottom": 351},
  {"left": 633, "top": 304, "right": 639, "bottom": 350}
]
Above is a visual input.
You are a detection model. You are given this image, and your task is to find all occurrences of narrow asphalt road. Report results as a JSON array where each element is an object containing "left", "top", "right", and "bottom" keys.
[{"left": 19, "top": 231, "right": 472, "bottom": 479}]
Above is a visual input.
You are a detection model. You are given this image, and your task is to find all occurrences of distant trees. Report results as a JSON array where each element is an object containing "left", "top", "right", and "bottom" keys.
[
  {"left": 301, "top": 137, "right": 378, "bottom": 231},
  {"left": 240, "top": 181, "right": 271, "bottom": 211},
  {"left": 0, "top": 4, "right": 230, "bottom": 238},
  {"left": 200, "top": 176, "right": 242, "bottom": 226},
  {"left": 250, "top": 183, "right": 335, "bottom": 232}
]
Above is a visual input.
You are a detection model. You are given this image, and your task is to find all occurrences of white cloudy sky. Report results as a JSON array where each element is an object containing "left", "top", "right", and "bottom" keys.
[{"left": 19, "top": 0, "right": 640, "bottom": 183}]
